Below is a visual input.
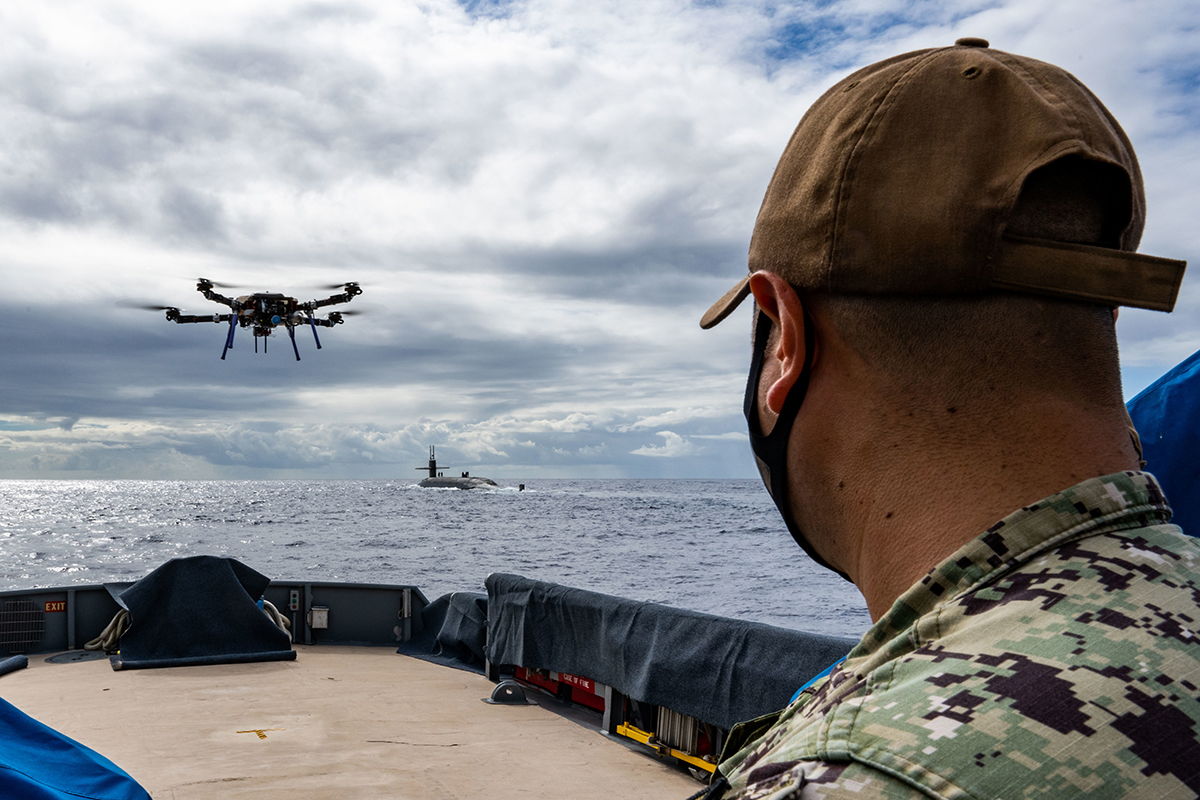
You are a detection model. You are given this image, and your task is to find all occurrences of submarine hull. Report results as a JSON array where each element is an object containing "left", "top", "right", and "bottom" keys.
[{"left": 418, "top": 476, "right": 499, "bottom": 490}]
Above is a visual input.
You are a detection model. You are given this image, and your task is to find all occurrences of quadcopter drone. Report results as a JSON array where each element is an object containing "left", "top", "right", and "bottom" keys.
[{"left": 140, "top": 278, "right": 363, "bottom": 361}]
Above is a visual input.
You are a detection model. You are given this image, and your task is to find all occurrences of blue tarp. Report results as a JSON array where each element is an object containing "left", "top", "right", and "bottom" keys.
[
  {"left": 1128, "top": 347, "right": 1200, "bottom": 538},
  {"left": 0, "top": 696, "right": 149, "bottom": 800}
]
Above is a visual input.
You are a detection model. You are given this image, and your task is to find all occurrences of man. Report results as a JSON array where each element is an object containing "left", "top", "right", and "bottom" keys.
[{"left": 698, "top": 39, "right": 1199, "bottom": 799}]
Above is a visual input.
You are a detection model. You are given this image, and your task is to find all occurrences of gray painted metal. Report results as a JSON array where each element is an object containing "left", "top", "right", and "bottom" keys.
[{"left": 0, "top": 580, "right": 429, "bottom": 656}]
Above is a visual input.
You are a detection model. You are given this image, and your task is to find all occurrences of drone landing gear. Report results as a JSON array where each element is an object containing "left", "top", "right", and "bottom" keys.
[
  {"left": 287, "top": 324, "right": 301, "bottom": 361},
  {"left": 220, "top": 313, "right": 238, "bottom": 361},
  {"left": 307, "top": 313, "right": 322, "bottom": 350}
]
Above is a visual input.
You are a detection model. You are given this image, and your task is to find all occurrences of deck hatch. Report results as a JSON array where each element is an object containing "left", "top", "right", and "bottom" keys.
[{"left": 0, "top": 599, "right": 46, "bottom": 654}]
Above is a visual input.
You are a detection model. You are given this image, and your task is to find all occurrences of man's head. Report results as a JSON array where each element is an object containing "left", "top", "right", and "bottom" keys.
[{"left": 702, "top": 40, "right": 1187, "bottom": 587}]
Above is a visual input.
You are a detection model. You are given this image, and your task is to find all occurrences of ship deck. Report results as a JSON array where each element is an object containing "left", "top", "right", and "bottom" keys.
[{"left": 2, "top": 645, "right": 698, "bottom": 799}]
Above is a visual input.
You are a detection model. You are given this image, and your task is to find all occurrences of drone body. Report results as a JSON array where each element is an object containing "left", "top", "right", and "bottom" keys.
[{"left": 157, "top": 278, "right": 363, "bottom": 360}]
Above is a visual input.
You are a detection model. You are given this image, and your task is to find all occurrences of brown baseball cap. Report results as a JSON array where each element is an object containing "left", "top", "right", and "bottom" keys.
[{"left": 700, "top": 38, "right": 1186, "bottom": 329}]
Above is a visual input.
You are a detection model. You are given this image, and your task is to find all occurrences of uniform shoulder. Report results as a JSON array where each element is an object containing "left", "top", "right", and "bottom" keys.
[{"left": 725, "top": 760, "right": 930, "bottom": 800}]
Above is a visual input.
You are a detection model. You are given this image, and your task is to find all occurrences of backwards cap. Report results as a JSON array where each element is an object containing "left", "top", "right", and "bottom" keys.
[{"left": 701, "top": 39, "right": 1186, "bottom": 329}]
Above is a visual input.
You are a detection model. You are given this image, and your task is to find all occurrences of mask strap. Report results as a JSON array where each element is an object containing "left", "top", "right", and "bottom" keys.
[{"left": 744, "top": 306, "right": 849, "bottom": 580}]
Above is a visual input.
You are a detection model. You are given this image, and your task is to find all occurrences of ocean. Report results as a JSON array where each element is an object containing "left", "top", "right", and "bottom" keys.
[{"left": 0, "top": 478, "right": 872, "bottom": 639}]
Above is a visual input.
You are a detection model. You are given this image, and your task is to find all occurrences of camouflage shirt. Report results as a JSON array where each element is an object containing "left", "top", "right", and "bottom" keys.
[{"left": 717, "top": 471, "right": 1200, "bottom": 800}]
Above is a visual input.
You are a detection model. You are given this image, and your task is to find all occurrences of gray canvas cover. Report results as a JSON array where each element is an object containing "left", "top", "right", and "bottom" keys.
[
  {"left": 396, "top": 591, "right": 488, "bottom": 674},
  {"left": 485, "top": 573, "right": 856, "bottom": 730},
  {"left": 109, "top": 556, "right": 295, "bottom": 670}
]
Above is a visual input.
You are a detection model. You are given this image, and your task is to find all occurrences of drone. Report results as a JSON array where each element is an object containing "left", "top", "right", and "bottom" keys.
[{"left": 137, "top": 278, "right": 363, "bottom": 361}]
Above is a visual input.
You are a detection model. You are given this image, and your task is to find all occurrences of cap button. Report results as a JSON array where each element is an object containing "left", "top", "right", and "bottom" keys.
[{"left": 955, "top": 37, "right": 989, "bottom": 48}]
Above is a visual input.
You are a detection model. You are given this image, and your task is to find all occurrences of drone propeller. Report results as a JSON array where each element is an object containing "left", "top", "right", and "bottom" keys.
[
  {"left": 315, "top": 281, "right": 361, "bottom": 290},
  {"left": 116, "top": 301, "right": 181, "bottom": 312},
  {"left": 196, "top": 277, "right": 238, "bottom": 289}
]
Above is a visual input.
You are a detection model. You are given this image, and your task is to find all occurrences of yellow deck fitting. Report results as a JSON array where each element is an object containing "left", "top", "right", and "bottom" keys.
[
  {"left": 236, "top": 728, "right": 284, "bottom": 740},
  {"left": 615, "top": 723, "right": 716, "bottom": 773}
]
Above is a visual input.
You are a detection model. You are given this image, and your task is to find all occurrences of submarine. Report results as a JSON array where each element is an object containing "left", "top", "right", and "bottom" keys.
[{"left": 416, "top": 445, "right": 500, "bottom": 489}]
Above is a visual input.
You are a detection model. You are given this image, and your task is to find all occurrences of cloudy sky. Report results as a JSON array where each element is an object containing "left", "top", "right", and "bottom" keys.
[{"left": 0, "top": 0, "right": 1197, "bottom": 480}]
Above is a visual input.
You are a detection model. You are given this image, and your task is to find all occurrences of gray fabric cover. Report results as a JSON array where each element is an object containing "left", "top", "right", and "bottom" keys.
[
  {"left": 485, "top": 573, "right": 856, "bottom": 730},
  {"left": 109, "top": 556, "right": 295, "bottom": 670},
  {"left": 0, "top": 655, "right": 27, "bottom": 677},
  {"left": 396, "top": 591, "right": 488, "bottom": 674}
]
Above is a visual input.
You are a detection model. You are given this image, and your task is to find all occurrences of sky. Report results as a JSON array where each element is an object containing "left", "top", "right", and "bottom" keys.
[{"left": 0, "top": 0, "right": 1197, "bottom": 480}]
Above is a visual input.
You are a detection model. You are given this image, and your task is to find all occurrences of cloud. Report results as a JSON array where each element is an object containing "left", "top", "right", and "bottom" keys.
[
  {"left": 0, "top": 408, "right": 754, "bottom": 478},
  {"left": 626, "top": 406, "right": 739, "bottom": 431},
  {"left": 630, "top": 430, "right": 700, "bottom": 458},
  {"left": 693, "top": 431, "right": 747, "bottom": 441},
  {"left": 0, "top": 0, "right": 1197, "bottom": 478}
]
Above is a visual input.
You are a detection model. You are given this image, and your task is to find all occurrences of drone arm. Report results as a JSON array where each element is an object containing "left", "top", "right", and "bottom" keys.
[
  {"left": 170, "top": 313, "right": 233, "bottom": 324},
  {"left": 304, "top": 296, "right": 347, "bottom": 310},
  {"left": 311, "top": 315, "right": 344, "bottom": 327},
  {"left": 198, "top": 286, "right": 236, "bottom": 308},
  {"left": 301, "top": 284, "right": 362, "bottom": 311}
]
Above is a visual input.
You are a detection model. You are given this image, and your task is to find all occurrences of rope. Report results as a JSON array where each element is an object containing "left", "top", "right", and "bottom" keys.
[
  {"left": 83, "top": 609, "right": 129, "bottom": 653},
  {"left": 260, "top": 599, "right": 292, "bottom": 640},
  {"left": 83, "top": 599, "right": 292, "bottom": 652}
]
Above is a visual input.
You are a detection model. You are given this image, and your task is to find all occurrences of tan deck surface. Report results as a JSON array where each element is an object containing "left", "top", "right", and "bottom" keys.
[{"left": 3, "top": 646, "right": 699, "bottom": 799}]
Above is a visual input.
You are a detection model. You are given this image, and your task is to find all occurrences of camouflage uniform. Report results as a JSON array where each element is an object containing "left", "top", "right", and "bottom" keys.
[{"left": 717, "top": 471, "right": 1200, "bottom": 799}]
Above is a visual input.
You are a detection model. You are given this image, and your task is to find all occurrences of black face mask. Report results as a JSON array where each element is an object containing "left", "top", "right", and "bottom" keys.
[{"left": 744, "top": 308, "right": 850, "bottom": 581}]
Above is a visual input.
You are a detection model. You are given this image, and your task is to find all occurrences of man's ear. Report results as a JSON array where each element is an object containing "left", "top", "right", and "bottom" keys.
[{"left": 747, "top": 271, "right": 810, "bottom": 414}]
